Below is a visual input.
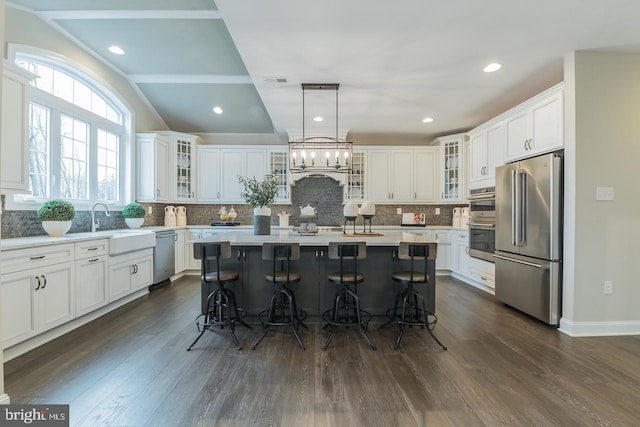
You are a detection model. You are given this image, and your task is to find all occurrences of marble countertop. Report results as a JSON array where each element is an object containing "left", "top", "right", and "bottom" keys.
[{"left": 1, "top": 224, "right": 466, "bottom": 251}]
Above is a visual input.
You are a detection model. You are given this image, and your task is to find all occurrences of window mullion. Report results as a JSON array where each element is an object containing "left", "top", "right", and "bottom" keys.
[{"left": 50, "top": 107, "right": 62, "bottom": 199}]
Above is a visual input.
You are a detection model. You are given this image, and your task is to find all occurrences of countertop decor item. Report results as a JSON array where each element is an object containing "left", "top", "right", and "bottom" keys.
[
  {"left": 122, "top": 202, "right": 146, "bottom": 229},
  {"left": 37, "top": 199, "right": 76, "bottom": 236},
  {"left": 239, "top": 172, "right": 279, "bottom": 235}
]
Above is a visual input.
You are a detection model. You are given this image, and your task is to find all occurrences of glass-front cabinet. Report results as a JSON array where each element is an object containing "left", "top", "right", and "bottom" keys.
[
  {"left": 435, "top": 134, "right": 465, "bottom": 202},
  {"left": 269, "top": 149, "right": 290, "bottom": 203},
  {"left": 345, "top": 151, "right": 365, "bottom": 201},
  {"left": 173, "top": 134, "right": 198, "bottom": 202}
]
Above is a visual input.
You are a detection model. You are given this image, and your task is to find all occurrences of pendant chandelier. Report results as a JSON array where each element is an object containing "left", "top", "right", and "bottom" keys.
[{"left": 289, "top": 83, "right": 353, "bottom": 173}]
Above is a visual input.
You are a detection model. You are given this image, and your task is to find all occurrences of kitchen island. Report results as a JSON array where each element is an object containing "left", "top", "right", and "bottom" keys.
[{"left": 193, "top": 230, "right": 439, "bottom": 321}]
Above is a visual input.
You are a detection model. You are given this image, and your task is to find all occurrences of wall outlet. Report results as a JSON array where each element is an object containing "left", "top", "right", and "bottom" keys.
[
  {"left": 435, "top": 207, "right": 440, "bottom": 215},
  {"left": 148, "top": 206, "right": 153, "bottom": 215},
  {"left": 396, "top": 208, "right": 402, "bottom": 214},
  {"left": 604, "top": 280, "right": 613, "bottom": 295}
]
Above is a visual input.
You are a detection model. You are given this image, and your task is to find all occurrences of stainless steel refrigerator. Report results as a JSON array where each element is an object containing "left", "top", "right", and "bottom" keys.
[{"left": 494, "top": 152, "right": 562, "bottom": 325}]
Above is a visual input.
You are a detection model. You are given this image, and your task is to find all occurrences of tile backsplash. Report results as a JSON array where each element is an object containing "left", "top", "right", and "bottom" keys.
[{"left": 1, "top": 183, "right": 466, "bottom": 239}]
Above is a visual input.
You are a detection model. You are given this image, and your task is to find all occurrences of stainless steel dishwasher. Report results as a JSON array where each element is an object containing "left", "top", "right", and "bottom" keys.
[{"left": 152, "top": 230, "right": 176, "bottom": 288}]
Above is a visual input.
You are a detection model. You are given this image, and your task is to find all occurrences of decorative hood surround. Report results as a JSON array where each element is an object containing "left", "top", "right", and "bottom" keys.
[{"left": 290, "top": 171, "right": 347, "bottom": 187}]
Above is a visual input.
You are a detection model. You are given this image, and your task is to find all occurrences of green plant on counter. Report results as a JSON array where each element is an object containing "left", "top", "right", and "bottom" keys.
[
  {"left": 122, "top": 202, "right": 146, "bottom": 218},
  {"left": 37, "top": 199, "right": 76, "bottom": 221},
  {"left": 238, "top": 172, "right": 279, "bottom": 207}
]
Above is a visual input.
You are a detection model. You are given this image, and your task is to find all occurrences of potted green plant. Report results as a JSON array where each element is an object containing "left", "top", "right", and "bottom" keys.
[
  {"left": 37, "top": 199, "right": 76, "bottom": 236},
  {"left": 238, "top": 172, "right": 279, "bottom": 235},
  {"left": 122, "top": 202, "right": 146, "bottom": 228}
]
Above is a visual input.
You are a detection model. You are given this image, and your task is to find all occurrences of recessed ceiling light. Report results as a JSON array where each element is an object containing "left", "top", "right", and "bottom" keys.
[
  {"left": 422, "top": 117, "right": 434, "bottom": 123},
  {"left": 313, "top": 116, "right": 324, "bottom": 122},
  {"left": 483, "top": 63, "right": 502, "bottom": 73},
  {"left": 108, "top": 46, "right": 125, "bottom": 55},
  {"left": 213, "top": 106, "right": 223, "bottom": 114}
]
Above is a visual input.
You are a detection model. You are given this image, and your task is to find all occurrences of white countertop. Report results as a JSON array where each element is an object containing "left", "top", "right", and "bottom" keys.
[
  {"left": 1, "top": 224, "right": 467, "bottom": 251},
  {"left": 190, "top": 229, "right": 439, "bottom": 247}
]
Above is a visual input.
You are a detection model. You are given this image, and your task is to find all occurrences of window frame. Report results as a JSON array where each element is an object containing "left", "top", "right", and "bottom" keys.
[{"left": 6, "top": 44, "right": 134, "bottom": 212}]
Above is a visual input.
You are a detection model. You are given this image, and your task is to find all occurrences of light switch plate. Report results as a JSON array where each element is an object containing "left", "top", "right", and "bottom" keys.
[{"left": 596, "top": 187, "right": 614, "bottom": 201}]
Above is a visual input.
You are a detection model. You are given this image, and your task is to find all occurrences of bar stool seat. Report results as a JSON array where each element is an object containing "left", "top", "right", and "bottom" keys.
[
  {"left": 187, "top": 241, "right": 250, "bottom": 351},
  {"left": 252, "top": 243, "right": 307, "bottom": 350},
  {"left": 322, "top": 242, "right": 376, "bottom": 351},
  {"left": 381, "top": 241, "right": 446, "bottom": 351}
]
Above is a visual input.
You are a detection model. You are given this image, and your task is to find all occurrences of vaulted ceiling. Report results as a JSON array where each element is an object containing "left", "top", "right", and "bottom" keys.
[{"left": 7, "top": 0, "right": 640, "bottom": 143}]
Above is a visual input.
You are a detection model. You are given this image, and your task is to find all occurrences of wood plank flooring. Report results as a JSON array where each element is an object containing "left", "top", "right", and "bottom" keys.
[{"left": 5, "top": 275, "right": 640, "bottom": 426}]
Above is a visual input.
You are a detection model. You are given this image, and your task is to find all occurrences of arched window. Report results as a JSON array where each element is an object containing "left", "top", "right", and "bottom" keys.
[{"left": 8, "top": 45, "right": 133, "bottom": 209}]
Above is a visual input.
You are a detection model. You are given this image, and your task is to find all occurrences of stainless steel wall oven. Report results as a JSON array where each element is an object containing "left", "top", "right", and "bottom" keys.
[{"left": 468, "top": 187, "right": 495, "bottom": 262}]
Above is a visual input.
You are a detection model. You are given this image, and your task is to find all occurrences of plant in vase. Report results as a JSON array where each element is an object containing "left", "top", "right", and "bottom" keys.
[
  {"left": 122, "top": 202, "right": 146, "bottom": 228},
  {"left": 238, "top": 172, "right": 279, "bottom": 235},
  {"left": 37, "top": 199, "right": 76, "bottom": 236}
]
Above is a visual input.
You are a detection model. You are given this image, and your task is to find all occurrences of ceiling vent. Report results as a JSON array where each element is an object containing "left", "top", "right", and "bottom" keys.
[{"left": 264, "top": 77, "right": 288, "bottom": 84}]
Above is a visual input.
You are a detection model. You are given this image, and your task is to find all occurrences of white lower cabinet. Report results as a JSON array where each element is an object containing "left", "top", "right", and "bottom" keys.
[
  {"left": 432, "top": 230, "right": 451, "bottom": 271},
  {"left": 1, "top": 261, "right": 75, "bottom": 348},
  {"left": 175, "top": 229, "right": 186, "bottom": 274},
  {"left": 75, "top": 255, "right": 109, "bottom": 316},
  {"left": 451, "top": 230, "right": 470, "bottom": 277},
  {"left": 468, "top": 257, "right": 495, "bottom": 289},
  {"left": 108, "top": 249, "right": 153, "bottom": 302},
  {"left": 186, "top": 229, "right": 203, "bottom": 270}
]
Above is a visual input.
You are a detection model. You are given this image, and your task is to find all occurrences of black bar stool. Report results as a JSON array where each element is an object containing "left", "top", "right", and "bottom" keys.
[
  {"left": 252, "top": 243, "right": 308, "bottom": 350},
  {"left": 381, "top": 241, "right": 447, "bottom": 351},
  {"left": 187, "top": 241, "right": 250, "bottom": 351},
  {"left": 322, "top": 242, "right": 376, "bottom": 351}
]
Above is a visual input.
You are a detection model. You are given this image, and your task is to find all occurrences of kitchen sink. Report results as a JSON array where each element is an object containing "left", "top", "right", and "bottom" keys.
[{"left": 73, "top": 229, "right": 156, "bottom": 255}]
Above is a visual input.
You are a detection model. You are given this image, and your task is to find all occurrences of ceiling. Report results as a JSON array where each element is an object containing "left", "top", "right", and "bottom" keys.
[{"left": 7, "top": 0, "right": 640, "bottom": 143}]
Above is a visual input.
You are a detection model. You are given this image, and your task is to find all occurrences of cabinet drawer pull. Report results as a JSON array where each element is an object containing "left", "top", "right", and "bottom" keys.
[
  {"left": 41, "top": 275, "right": 47, "bottom": 289},
  {"left": 89, "top": 258, "right": 99, "bottom": 262},
  {"left": 87, "top": 247, "right": 99, "bottom": 251},
  {"left": 30, "top": 255, "right": 45, "bottom": 260},
  {"left": 34, "top": 276, "right": 41, "bottom": 291}
]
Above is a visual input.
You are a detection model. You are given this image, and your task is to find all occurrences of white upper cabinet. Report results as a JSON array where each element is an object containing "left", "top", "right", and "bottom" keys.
[
  {"left": 172, "top": 134, "right": 199, "bottom": 202},
  {"left": 137, "top": 133, "right": 170, "bottom": 202},
  {"left": 196, "top": 146, "right": 221, "bottom": 202},
  {"left": 1, "top": 62, "right": 34, "bottom": 193},
  {"left": 434, "top": 134, "right": 465, "bottom": 202},
  {"left": 366, "top": 147, "right": 438, "bottom": 203},
  {"left": 196, "top": 146, "right": 268, "bottom": 203},
  {"left": 505, "top": 84, "right": 564, "bottom": 161},
  {"left": 268, "top": 148, "right": 290, "bottom": 203},
  {"left": 468, "top": 121, "right": 504, "bottom": 189}
]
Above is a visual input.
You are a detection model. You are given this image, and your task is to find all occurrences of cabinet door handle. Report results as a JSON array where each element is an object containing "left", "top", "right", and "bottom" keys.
[
  {"left": 465, "top": 247, "right": 469, "bottom": 254},
  {"left": 217, "top": 191, "right": 220, "bottom": 199},
  {"left": 87, "top": 247, "right": 99, "bottom": 251},
  {"left": 34, "top": 276, "right": 41, "bottom": 291},
  {"left": 237, "top": 250, "right": 242, "bottom": 261},
  {"left": 414, "top": 193, "right": 417, "bottom": 199},
  {"left": 130, "top": 265, "right": 135, "bottom": 274},
  {"left": 156, "top": 189, "right": 160, "bottom": 197},
  {"left": 243, "top": 250, "right": 247, "bottom": 262},
  {"left": 320, "top": 250, "right": 324, "bottom": 258},
  {"left": 30, "top": 255, "right": 45, "bottom": 260},
  {"left": 190, "top": 192, "right": 194, "bottom": 198},
  {"left": 89, "top": 258, "right": 99, "bottom": 262},
  {"left": 41, "top": 275, "right": 46, "bottom": 289}
]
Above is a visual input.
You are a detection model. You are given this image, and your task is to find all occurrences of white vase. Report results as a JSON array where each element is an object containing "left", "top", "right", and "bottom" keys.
[
  {"left": 253, "top": 207, "right": 271, "bottom": 235},
  {"left": 42, "top": 220, "right": 72, "bottom": 237},
  {"left": 125, "top": 218, "right": 144, "bottom": 229}
]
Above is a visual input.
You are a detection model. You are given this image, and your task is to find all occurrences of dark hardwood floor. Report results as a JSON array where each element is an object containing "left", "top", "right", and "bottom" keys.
[{"left": 5, "top": 274, "right": 640, "bottom": 426}]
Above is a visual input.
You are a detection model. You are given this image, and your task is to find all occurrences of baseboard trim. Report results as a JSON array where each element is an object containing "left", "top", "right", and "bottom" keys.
[
  {"left": 0, "top": 394, "right": 10, "bottom": 404},
  {"left": 559, "top": 318, "right": 640, "bottom": 337}
]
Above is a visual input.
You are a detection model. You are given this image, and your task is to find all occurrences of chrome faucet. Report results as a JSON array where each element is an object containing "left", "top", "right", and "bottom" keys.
[{"left": 91, "top": 202, "right": 111, "bottom": 232}]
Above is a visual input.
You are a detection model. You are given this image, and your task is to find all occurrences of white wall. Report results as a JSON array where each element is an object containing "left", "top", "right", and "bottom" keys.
[
  {"left": 561, "top": 50, "right": 640, "bottom": 336},
  {"left": 0, "top": 0, "right": 7, "bottom": 404},
  {"left": 3, "top": 7, "right": 166, "bottom": 132}
]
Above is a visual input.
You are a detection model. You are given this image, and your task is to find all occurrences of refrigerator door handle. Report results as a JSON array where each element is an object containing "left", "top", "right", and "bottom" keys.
[
  {"left": 493, "top": 253, "right": 549, "bottom": 270},
  {"left": 511, "top": 169, "right": 517, "bottom": 246},
  {"left": 518, "top": 169, "right": 527, "bottom": 246}
]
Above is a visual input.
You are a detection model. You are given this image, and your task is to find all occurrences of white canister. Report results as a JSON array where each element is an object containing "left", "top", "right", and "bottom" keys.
[
  {"left": 460, "top": 207, "right": 470, "bottom": 228},
  {"left": 452, "top": 207, "right": 462, "bottom": 228},
  {"left": 278, "top": 212, "right": 290, "bottom": 227},
  {"left": 164, "top": 206, "right": 177, "bottom": 227},
  {"left": 176, "top": 206, "right": 187, "bottom": 226}
]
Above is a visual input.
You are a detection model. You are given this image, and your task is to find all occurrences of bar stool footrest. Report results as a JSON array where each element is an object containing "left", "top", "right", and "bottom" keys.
[
  {"left": 322, "top": 308, "right": 373, "bottom": 328},
  {"left": 256, "top": 308, "right": 308, "bottom": 327}
]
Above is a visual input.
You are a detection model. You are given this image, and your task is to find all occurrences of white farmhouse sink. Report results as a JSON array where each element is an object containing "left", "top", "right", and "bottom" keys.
[{"left": 106, "top": 230, "right": 155, "bottom": 255}]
